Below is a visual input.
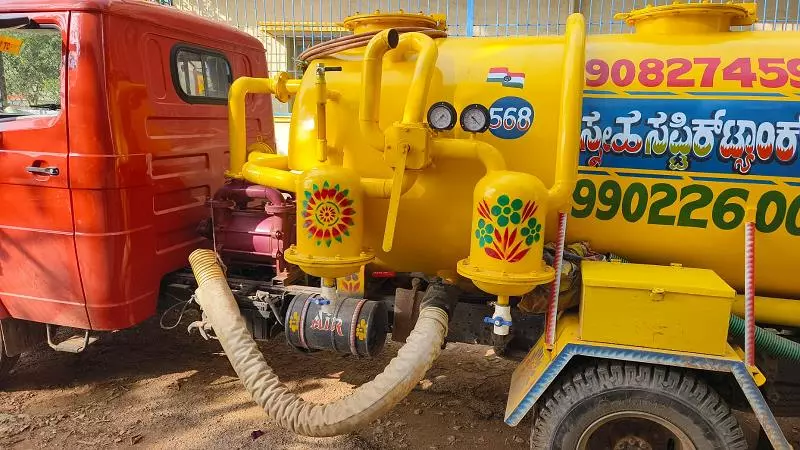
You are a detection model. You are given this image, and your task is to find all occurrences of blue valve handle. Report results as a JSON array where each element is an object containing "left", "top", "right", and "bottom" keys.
[
  {"left": 483, "top": 315, "right": 512, "bottom": 327},
  {"left": 313, "top": 297, "right": 331, "bottom": 306}
]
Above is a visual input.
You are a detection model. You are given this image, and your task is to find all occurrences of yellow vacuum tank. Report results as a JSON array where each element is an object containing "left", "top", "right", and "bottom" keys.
[{"left": 288, "top": 3, "right": 799, "bottom": 298}]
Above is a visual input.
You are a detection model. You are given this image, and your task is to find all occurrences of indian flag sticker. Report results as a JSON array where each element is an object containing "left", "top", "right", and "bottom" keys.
[{"left": 486, "top": 67, "right": 525, "bottom": 89}]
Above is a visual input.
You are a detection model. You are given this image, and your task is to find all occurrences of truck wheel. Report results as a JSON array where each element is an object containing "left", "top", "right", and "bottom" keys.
[
  {"left": 0, "top": 332, "right": 19, "bottom": 383},
  {"left": 530, "top": 361, "right": 747, "bottom": 450}
]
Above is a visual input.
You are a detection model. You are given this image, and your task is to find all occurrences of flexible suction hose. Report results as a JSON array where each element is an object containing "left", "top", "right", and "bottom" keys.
[
  {"left": 188, "top": 249, "right": 450, "bottom": 437},
  {"left": 297, "top": 27, "right": 447, "bottom": 62},
  {"left": 729, "top": 315, "right": 800, "bottom": 361}
]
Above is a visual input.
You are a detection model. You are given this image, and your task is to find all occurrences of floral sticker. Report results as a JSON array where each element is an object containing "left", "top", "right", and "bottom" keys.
[
  {"left": 476, "top": 195, "right": 539, "bottom": 263},
  {"left": 302, "top": 181, "right": 355, "bottom": 247}
]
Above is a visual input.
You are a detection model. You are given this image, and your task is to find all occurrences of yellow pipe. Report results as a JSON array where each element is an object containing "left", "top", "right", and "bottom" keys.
[
  {"left": 361, "top": 173, "right": 419, "bottom": 199},
  {"left": 227, "top": 73, "right": 290, "bottom": 178},
  {"left": 241, "top": 157, "right": 299, "bottom": 192},
  {"left": 360, "top": 29, "right": 400, "bottom": 151},
  {"left": 286, "top": 79, "right": 302, "bottom": 95},
  {"left": 547, "top": 13, "right": 586, "bottom": 212},
  {"left": 431, "top": 138, "right": 507, "bottom": 173},
  {"left": 247, "top": 152, "right": 289, "bottom": 168},
  {"left": 397, "top": 33, "right": 438, "bottom": 125},
  {"left": 732, "top": 295, "right": 800, "bottom": 328},
  {"left": 315, "top": 65, "right": 329, "bottom": 163}
]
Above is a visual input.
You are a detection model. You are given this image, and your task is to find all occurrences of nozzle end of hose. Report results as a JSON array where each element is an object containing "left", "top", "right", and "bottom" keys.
[
  {"left": 387, "top": 29, "right": 399, "bottom": 49},
  {"left": 189, "top": 249, "right": 226, "bottom": 287}
]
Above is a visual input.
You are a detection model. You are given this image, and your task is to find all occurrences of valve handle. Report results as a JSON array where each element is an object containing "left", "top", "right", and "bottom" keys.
[
  {"left": 483, "top": 316, "right": 512, "bottom": 327},
  {"left": 382, "top": 144, "right": 408, "bottom": 252},
  {"left": 313, "top": 297, "right": 331, "bottom": 306}
]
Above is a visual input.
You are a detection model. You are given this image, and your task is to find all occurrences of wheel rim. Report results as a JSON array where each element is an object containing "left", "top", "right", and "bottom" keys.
[{"left": 577, "top": 411, "right": 696, "bottom": 450}]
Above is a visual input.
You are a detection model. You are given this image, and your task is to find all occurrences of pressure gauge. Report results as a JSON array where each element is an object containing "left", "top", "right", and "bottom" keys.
[
  {"left": 427, "top": 102, "right": 457, "bottom": 131},
  {"left": 460, "top": 104, "right": 490, "bottom": 133}
]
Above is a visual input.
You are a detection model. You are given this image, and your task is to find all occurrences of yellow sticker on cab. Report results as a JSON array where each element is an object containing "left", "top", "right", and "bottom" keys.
[{"left": 0, "top": 35, "right": 23, "bottom": 55}]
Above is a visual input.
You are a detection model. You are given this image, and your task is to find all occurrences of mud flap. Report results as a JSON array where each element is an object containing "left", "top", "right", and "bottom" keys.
[{"left": 1, "top": 317, "right": 46, "bottom": 357}]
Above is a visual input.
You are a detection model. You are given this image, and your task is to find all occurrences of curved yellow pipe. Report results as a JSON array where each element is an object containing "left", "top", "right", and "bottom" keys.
[
  {"left": 360, "top": 30, "right": 438, "bottom": 150},
  {"left": 227, "top": 73, "right": 290, "bottom": 178},
  {"left": 547, "top": 13, "right": 587, "bottom": 212},
  {"left": 360, "top": 29, "right": 400, "bottom": 151},
  {"left": 361, "top": 173, "right": 419, "bottom": 199},
  {"left": 398, "top": 33, "right": 438, "bottom": 125},
  {"left": 241, "top": 157, "right": 299, "bottom": 193},
  {"left": 248, "top": 152, "right": 289, "bottom": 168},
  {"left": 431, "top": 138, "right": 506, "bottom": 173}
]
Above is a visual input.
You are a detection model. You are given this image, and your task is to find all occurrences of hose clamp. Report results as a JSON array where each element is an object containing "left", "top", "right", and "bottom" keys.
[
  {"left": 298, "top": 295, "right": 314, "bottom": 349},
  {"left": 349, "top": 299, "right": 368, "bottom": 356}
]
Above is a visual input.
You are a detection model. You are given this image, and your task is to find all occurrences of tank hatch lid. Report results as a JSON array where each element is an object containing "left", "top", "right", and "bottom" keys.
[
  {"left": 342, "top": 11, "right": 446, "bottom": 34},
  {"left": 582, "top": 261, "right": 736, "bottom": 298},
  {"left": 615, "top": 1, "right": 757, "bottom": 34}
]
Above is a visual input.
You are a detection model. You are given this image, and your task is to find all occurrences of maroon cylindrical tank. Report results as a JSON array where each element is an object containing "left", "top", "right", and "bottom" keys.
[{"left": 200, "top": 180, "right": 296, "bottom": 275}]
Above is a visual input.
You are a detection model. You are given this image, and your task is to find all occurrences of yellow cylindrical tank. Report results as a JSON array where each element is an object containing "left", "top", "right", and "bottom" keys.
[
  {"left": 457, "top": 171, "right": 554, "bottom": 296},
  {"left": 285, "top": 165, "right": 374, "bottom": 279},
  {"left": 287, "top": 3, "right": 799, "bottom": 299}
]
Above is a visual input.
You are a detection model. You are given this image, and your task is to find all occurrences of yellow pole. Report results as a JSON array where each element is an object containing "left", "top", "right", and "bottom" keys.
[
  {"left": 315, "top": 64, "right": 329, "bottom": 163},
  {"left": 547, "top": 13, "right": 586, "bottom": 212}
]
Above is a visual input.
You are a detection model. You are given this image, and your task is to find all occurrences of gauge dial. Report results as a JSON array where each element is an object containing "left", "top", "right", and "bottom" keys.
[
  {"left": 460, "top": 104, "right": 490, "bottom": 133},
  {"left": 427, "top": 102, "right": 457, "bottom": 131}
]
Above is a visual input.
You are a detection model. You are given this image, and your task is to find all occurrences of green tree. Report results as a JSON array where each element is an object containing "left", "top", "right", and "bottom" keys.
[{"left": 0, "top": 30, "right": 60, "bottom": 107}]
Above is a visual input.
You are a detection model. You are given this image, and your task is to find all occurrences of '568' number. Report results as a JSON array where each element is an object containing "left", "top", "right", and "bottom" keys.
[{"left": 489, "top": 106, "right": 532, "bottom": 131}]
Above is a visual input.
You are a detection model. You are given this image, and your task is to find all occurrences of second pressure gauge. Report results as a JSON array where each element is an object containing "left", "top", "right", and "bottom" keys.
[
  {"left": 460, "top": 104, "right": 490, "bottom": 133},
  {"left": 427, "top": 102, "right": 457, "bottom": 131}
]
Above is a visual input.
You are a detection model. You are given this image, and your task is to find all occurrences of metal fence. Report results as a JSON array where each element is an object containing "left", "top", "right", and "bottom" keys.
[{"left": 167, "top": 0, "right": 800, "bottom": 113}]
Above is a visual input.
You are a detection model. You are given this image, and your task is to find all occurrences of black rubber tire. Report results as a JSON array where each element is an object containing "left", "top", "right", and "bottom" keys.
[
  {"left": 530, "top": 361, "right": 748, "bottom": 449},
  {"left": 0, "top": 332, "right": 19, "bottom": 384}
]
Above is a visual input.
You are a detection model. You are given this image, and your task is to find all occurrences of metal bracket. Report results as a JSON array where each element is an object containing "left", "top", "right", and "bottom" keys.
[{"left": 46, "top": 324, "right": 97, "bottom": 353}]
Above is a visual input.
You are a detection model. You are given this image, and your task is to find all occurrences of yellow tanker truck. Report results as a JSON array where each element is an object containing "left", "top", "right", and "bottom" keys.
[{"left": 186, "top": 2, "right": 800, "bottom": 448}]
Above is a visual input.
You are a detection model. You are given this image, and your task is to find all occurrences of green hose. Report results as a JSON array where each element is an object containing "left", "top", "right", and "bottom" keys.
[{"left": 729, "top": 315, "right": 800, "bottom": 361}]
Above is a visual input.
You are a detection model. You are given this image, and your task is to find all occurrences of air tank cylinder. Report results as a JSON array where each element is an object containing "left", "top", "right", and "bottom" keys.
[
  {"left": 285, "top": 293, "right": 389, "bottom": 357},
  {"left": 284, "top": 166, "right": 375, "bottom": 280},
  {"left": 458, "top": 171, "right": 555, "bottom": 298},
  {"left": 458, "top": 171, "right": 556, "bottom": 335}
]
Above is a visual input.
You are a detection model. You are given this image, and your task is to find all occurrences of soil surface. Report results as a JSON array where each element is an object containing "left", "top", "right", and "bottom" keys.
[{"left": 1, "top": 314, "right": 799, "bottom": 449}]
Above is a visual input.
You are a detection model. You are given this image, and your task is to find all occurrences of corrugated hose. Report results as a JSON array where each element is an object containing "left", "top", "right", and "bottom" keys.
[
  {"left": 188, "top": 249, "right": 450, "bottom": 437},
  {"left": 729, "top": 314, "right": 800, "bottom": 361},
  {"left": 297, "top": 27, "right": 446, "bottom": 62}
]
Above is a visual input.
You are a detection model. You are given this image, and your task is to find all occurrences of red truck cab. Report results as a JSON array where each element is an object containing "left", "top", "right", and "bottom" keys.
[{"left": 0, "top": 0, "right": 274, "bottom": 332}]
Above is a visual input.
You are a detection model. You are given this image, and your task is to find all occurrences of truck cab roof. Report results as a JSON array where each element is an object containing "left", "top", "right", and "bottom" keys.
[{"left": 1, "top": 0, "right": 264, "bottom": 51}]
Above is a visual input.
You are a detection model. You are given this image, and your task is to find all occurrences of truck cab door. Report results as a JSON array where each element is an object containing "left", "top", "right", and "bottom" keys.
[{"left": 0, "top": 12, "right": 88, "bottom": 328}]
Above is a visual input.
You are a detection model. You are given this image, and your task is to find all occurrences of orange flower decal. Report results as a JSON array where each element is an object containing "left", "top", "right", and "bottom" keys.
[{"left": 302, "top": 181, "right": 355, "bottom": 247}]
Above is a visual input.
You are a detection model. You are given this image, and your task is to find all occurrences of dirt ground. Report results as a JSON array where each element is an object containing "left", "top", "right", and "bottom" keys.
[{"left": 1, "top": 314, "right": 800, "bottom": 450}]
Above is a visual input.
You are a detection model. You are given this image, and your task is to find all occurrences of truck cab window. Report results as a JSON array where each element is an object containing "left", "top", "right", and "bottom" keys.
[
  {"left": 172, "top": 46, "right": 231, "bottom": 104},
  {"left": 0, "top": 28, "right": 61, "bottom": 118}
]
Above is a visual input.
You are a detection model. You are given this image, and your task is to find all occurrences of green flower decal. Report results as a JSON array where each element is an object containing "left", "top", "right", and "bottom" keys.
[
  {"left": 476, "top": 196, "right": 541, "bottom": 263},
  {"left": 520, "top": 217, "right": 542, "bottom": 245},
  {"left": 490, "top": 195, "right": 525, "bottom": 227},
  {"left": 475, "top": 218, "right": 495, "bottom": 248}
]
